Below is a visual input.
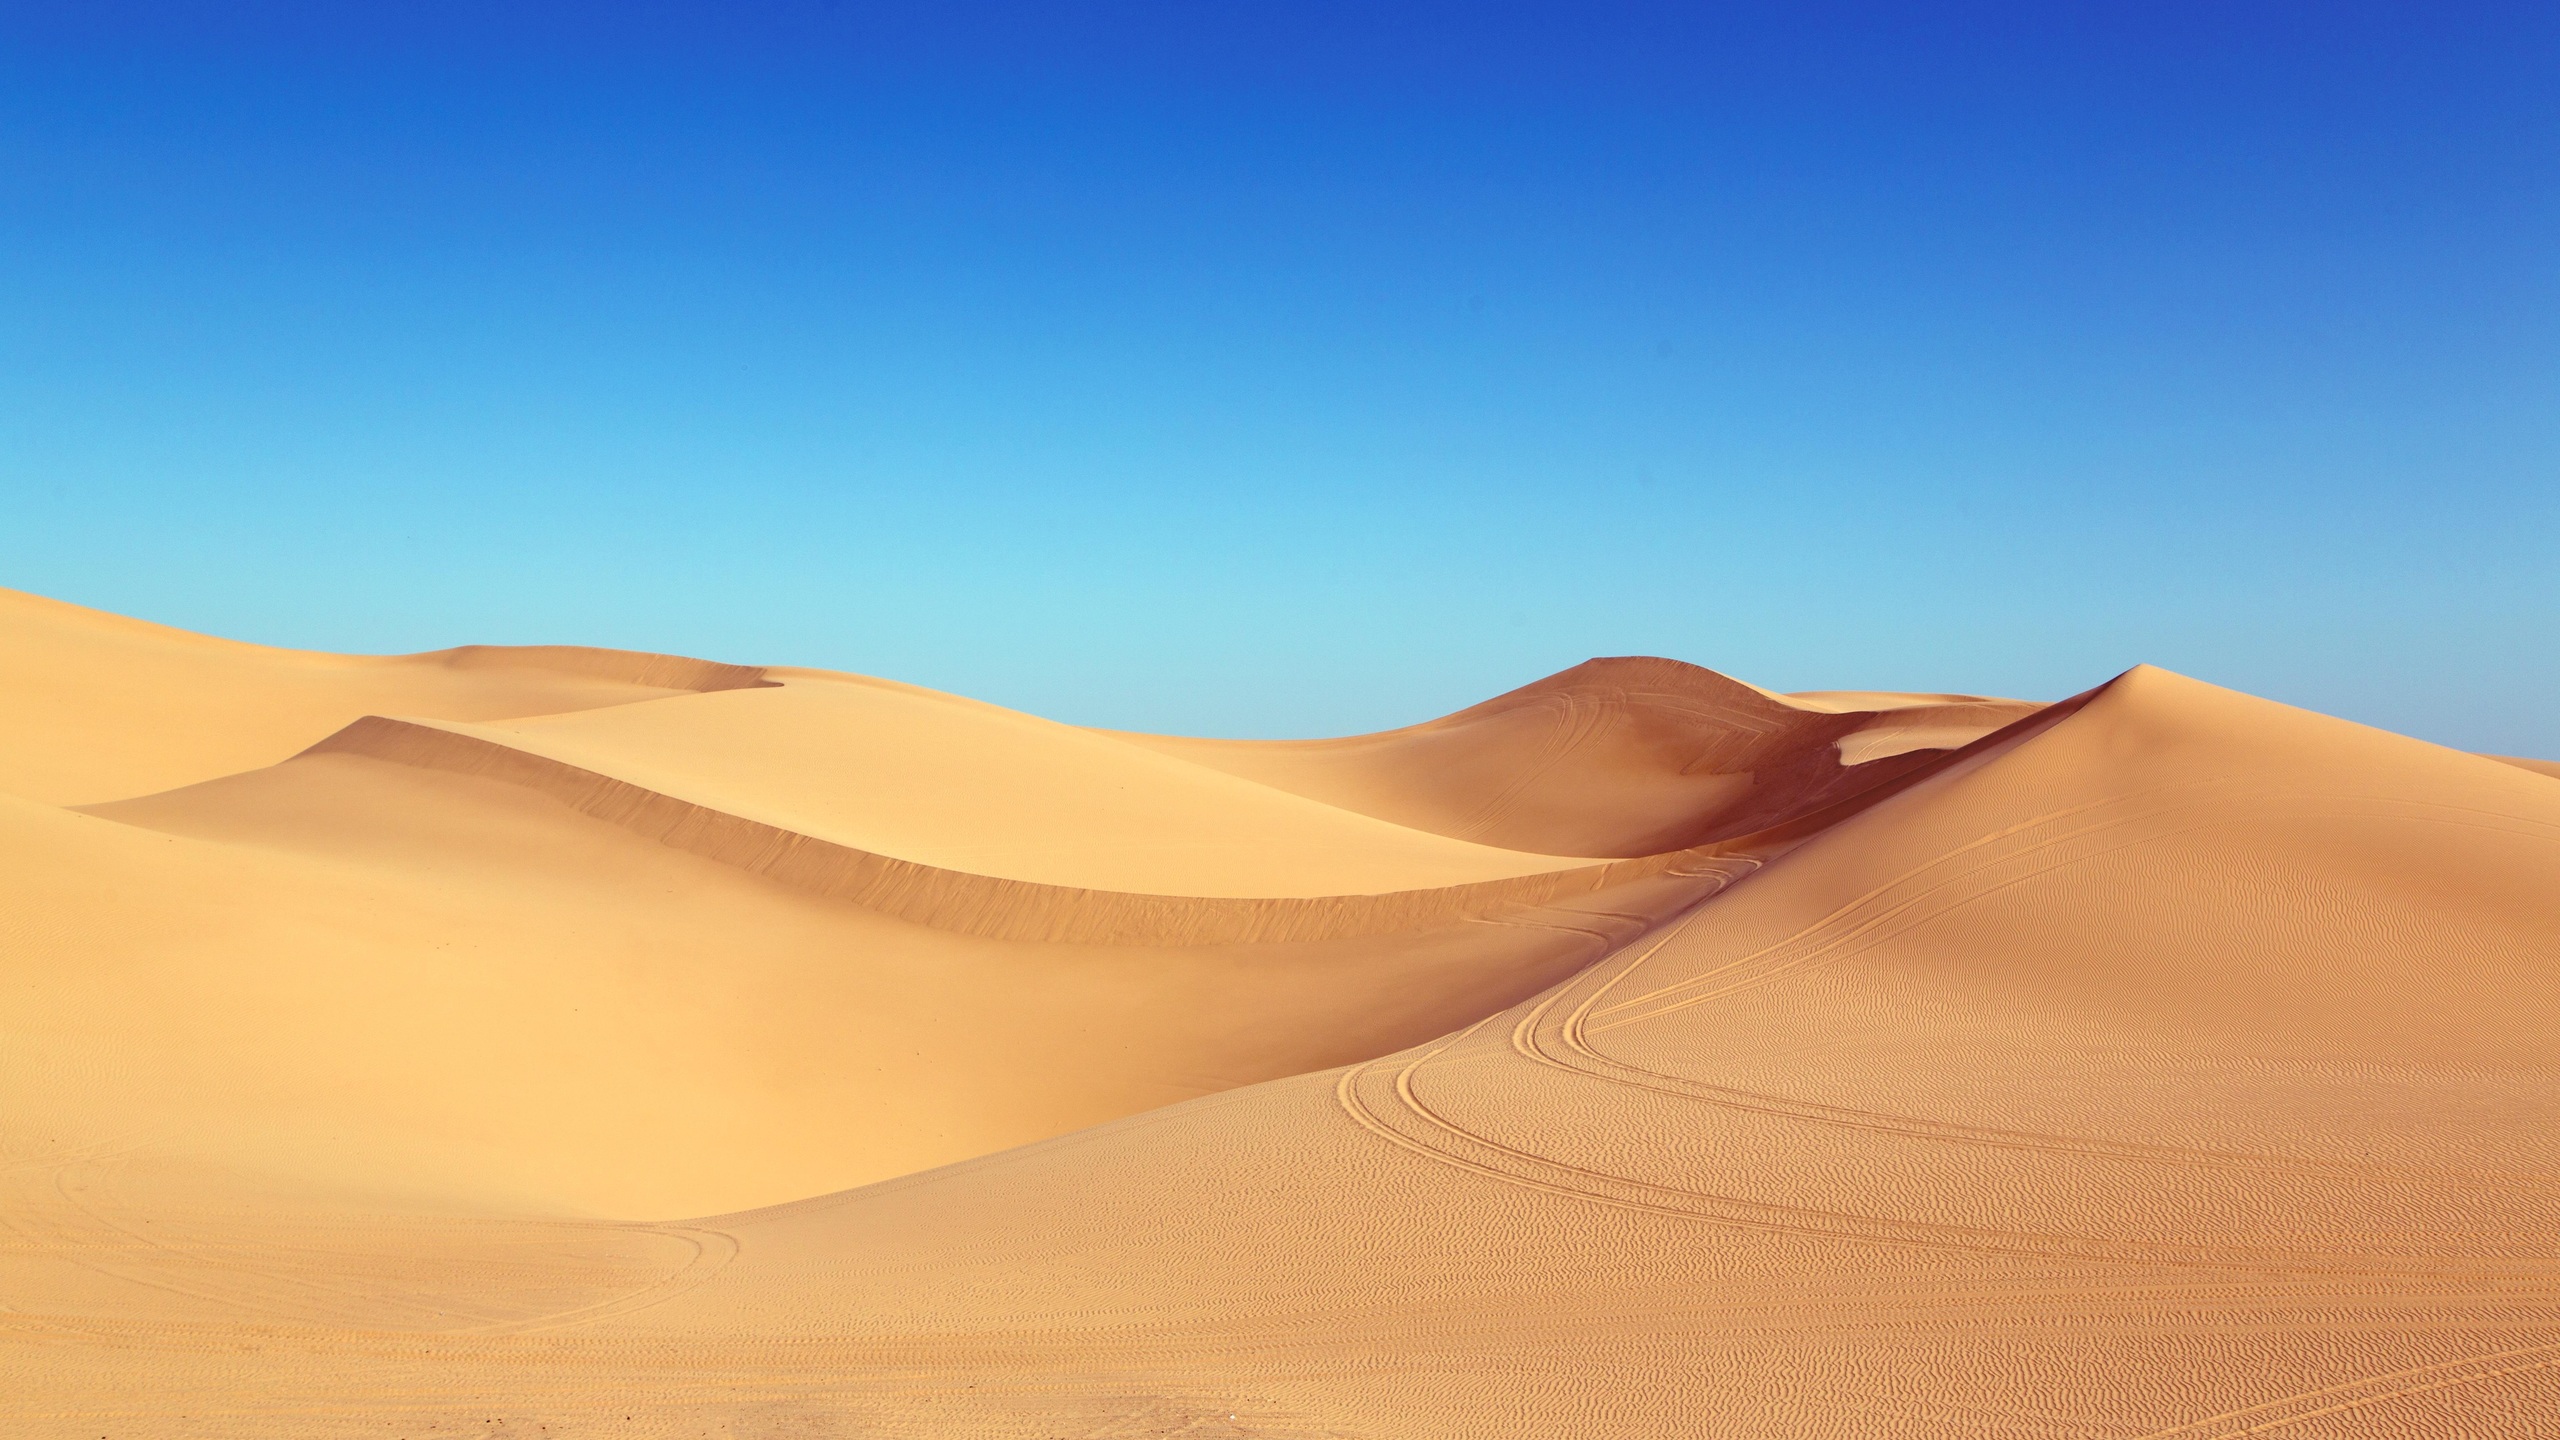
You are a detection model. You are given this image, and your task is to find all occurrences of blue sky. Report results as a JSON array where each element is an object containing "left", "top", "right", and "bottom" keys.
[{"left": 4, "top": 3, "right": 2554, "bottom": 750}]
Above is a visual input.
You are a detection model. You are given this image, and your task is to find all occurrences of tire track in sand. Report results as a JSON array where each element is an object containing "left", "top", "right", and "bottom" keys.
[
  {"left": 2132, "top": 1337, "right": 2560, "bottom": 1437},
  {"left": 1332, "top": 789, "right": 2560, "bottom": 1277}
]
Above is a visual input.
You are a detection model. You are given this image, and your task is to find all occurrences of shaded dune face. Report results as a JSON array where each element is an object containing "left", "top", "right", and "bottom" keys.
[
  {"left": 1115, "top": 655, "right": 2044, "bottom": 857},
  {"left": 8, "top": 588, "right": 2559, "bottom": 1438}
]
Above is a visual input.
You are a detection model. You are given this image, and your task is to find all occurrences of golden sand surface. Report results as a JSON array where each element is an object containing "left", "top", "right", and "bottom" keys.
[{"left": 4, "top": 584, "right": 2556, "bottom": 1438}]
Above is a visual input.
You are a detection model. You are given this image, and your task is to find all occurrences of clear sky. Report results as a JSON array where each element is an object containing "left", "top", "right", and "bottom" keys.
[{"left": 4, "top": 3, "right": 2554, "bottom": 751}]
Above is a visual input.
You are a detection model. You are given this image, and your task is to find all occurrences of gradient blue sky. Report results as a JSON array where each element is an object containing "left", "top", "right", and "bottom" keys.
[{"left": 4, "top": 3, "right": 2554, "bottom": 749}]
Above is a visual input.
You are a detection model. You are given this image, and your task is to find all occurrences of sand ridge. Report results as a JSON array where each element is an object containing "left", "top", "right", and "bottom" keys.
[
  {"left": 0, "top": 584, "right": 772, "bottom": 806},
  {"left": 381, "top": 671, "right": 1609, "bottom": 898},
  {"left": 3, "top": 590, "right": 2557, "bottom": 1438},
  {"left": 1114, "top": 655, "right": 2043, "bottom": 856}
]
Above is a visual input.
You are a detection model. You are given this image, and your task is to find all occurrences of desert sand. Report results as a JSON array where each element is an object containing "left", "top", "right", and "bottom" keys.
[{"left": 4, "top": 583, "right": 2556, "bottom": 1438}]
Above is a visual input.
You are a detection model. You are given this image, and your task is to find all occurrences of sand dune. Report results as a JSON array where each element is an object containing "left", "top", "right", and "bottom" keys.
[
  {"left": 0, "top": 585, "right": 767, "bottom": 806},
  {"left": 361, "top": 670, "right": 1608, "bottom": 896},
  {"left": 1117, "top": 656, "right": 2039, "bottom": 856},
  {"left": 4, "top": 590, "right": 2557, "bottom": 1438},
  {"left": 18, "top": 595, "right": 1854, "bottom": 1219},
  {"left": 30, "top": 737, "right": 1702, "bottom": 1217}
]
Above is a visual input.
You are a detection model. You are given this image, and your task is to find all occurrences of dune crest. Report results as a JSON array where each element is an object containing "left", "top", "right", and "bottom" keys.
[
  {"left": 0, "top": 586, "right": 774, "bottom": 805},
  {"left": 271, "top": 713, "right": 1711, "bottom": 943},
  {"left": 419, "top": 642, "right": 776, "bottom": 693},
  {"left": 392, "top": 670, "right": 1609, "bottom": 898},
  {"left": 1115, "top": 654, "right": 2041, "bottom": 856}
]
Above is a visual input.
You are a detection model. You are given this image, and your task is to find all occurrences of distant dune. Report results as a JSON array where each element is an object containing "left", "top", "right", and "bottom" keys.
[
  {"left": 1113, "top": 656, "right": 2044, "bottom": 856},
  {"left": 3, "top": 585, "right": 2555, "bottom": 1438}
]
